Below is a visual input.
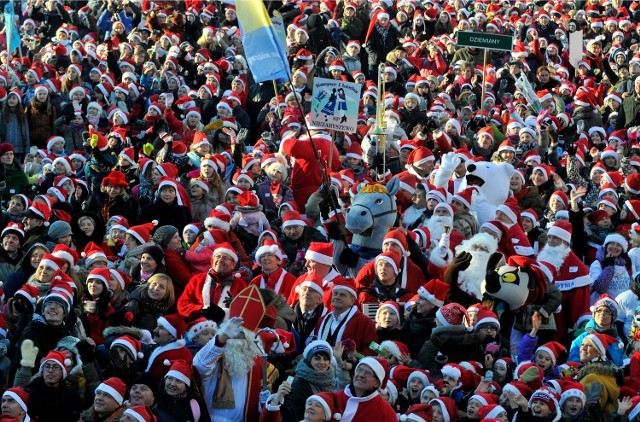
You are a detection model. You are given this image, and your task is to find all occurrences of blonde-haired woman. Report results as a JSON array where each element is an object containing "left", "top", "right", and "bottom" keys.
[{"left": 118, "top": 273, "right": 176, "bottom": 332}]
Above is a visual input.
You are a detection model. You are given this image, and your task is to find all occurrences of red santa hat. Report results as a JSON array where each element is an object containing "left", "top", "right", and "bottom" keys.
[
  {"left": 356, "top": 357, "right": 388, "bottom": 389},
  {"left": 429, "top": 397, "right": 458, "bottom": 422},
  {"left": 254, "top": 240, "right": 285, "bottom": 263},
  {"left": 547, "top": 221, "right": 572, "bottom": 244},
  {"left": 375, "top": 251, "right": 401, "bottom": 274},
  {"left": 383, "top": 229, "right": 408, "bottom": 254},
  {"left": 496, "top": 197, "right": 521, "bottom": 225},
  {"left": 346, "top": 142, "right": 363, "bottom": 160},
  {"left": 39, "top": 253, "right": 65, "bottom": 272},
  {"left": 475, "top": 308, "right": 500, "bottom": 330},
  {"left": 305, "top": 242, "right": 334, "bottom": 266},
  {"left": 2, "top": 388, "right": 28, "bottom": 414},
  {"left": 157, "top": 313, "right": 186, "bottom": 342},
  {"left": 87, "top": 268, "right": 111, "bottom": 292},
  {"left": 427, "top": 187, "right": 450, "bottom": 204},
  {"left": 122, "top": 406, "right": 156, "bottom": 422},
  {"left": 529, "top": 388, "right": 560, "bottom": 413},
  {"left": 497, "top": 140, "right": 516, "bottom": 153},
  {"left": 406, "top": 146, "right": 435, "bottom": 169},
  {"left": 111, "top": 335, "right": 144, "bottom": 361},
  {"left": 16, "top": 284, "right": 39, "bottom": 305},
  {"left": 532, "top": 164, "right": 554, "bottom": 182},
  {"left": 81, "top": 242, "right": 108, "bottom": 267},
  {"left": 305, "top": 392, "right": 341, "bottom": 422},
  {"left": 212, "top": 242, "right": 238, "bottom": 264},
  {"left": 201, "top": 208, "right": 230, "bottom": 231},
  {"left": 478, "top": 404, "right": 507, "bottom": 420},
  {"left": 585, "top": 333, "right": 622, "bottom": 359},
  {"left": 298, "top": 272, "right": 324, "bottom": 296},
  {"left": 470, "top": 393, "right": 499, "bottom": 406},
  {"left": 96, "top": 377, "right": 127, "bottom": 405},
  {"left": 1, "top": 223, "right": 24, "bottom": 241},
  {"left": 417, "top": 279, "right": 448, "bottom": 308},
  {"left": 164, "top": 359, "right": 192, "bottom": 386},
  {"left": 451, "top": 187, "right": 475, "bottom": 210},
  {"left": 332, "top": 278, "right": 357, "bottom": 298},
  {"left": 281, "top": 210, "right": 307, "bottom": 228},
  {"left": 625, "top": 174, "right": 640, "bottom": 195},
  {"left": 521, "top": 209, "right": 539, "bottom": 226},
  {"left": 535, "top": 341, "right": 566, "bottom": 366},
  {"left": 39, "top": 350, "right": 72, "bottom": 379},
  {"left": 550, "top": 190, "right": 569, "bottom": 209},
  {"left": 185, "top": 318, "right": 217, "bottom": 342},
  {"left": 436, "top": 303, "right": 470, "bottom": 327},
  {"left": 126, "top": 221, "right": 157, "bottom": 245}
]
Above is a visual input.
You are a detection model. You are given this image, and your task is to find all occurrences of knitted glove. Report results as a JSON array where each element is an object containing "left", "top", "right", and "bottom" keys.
[
  {"left": 20, "top": 339, "right": 39, "bottom": 368},
  {"left": 518, "top": 366, "right": 541, "bottom": 384},
  {"left": 76, "top": 339, "right": 95, "bottom": 363},
  {"left": 89, "top": 132, "right": 99, "bottom": 148},
  {"left": 339, "top": 246, "right": 360, "bottom": 267},
  {"left": 205, "top": 120, "right": 223, "bottom": 132},
  {"left": 143, "top": 143, "right": 154, "bottom": 157}
]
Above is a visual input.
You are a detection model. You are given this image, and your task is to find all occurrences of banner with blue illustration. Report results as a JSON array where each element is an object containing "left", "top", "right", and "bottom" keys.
[
  {"left": 3, "top": 2, "right": 21, "bottom": 54},
  {"left": 311, "top": 78, "right": 362, "bottom": 133}
]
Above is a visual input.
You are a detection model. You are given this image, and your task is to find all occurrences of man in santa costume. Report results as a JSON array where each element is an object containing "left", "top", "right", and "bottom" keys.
[
  {"left": 494, "top": 197, "right": 536, "bottom": 257},
  {"left": 537, "top": 221, "right": 591, "bottom": 342},
  {"left": 288, "top": 242, "right": 344, "bottom": 309},
  {"left": 397, "top": 146, "right": 435, "bottom": 183},
  {"left": 194, "top": 284, "right": 277, "bottom": 422},
  {"left": 355, "top": 229, "right": 426, "bottom": 295},
  {"left": 264, "top": 356, "right": 397, "bottom": 421},
  {"left": 427, "top": 202, "right": 465, "bottom": 278},
  {"left": 280, "top": 127, "right": 341, "bottom": 209},
  {"left": 145, "top": 313, "right": 193, "bottom": 381},
  {"left": 450, "top": 231, "right": 500, "bottom": 301},
  {"left": 292, "top": 273, "right": 328, "bottom": 352},
  {"left": 249, "top": 240, "right": 297, "bottom": 298},
  {"left": 177, "top": 242, "right": 248, "bottom": 319},
  {"left": 313, "top": 278, "right": 377, "bottom": 353}
]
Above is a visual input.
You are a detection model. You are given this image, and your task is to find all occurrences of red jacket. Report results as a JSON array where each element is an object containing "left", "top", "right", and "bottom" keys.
[
  {"left": 177, "top": 271, "right": 249, "bottom": 319},
  {"left": 163, "top": 248, "right": 193, "bottom": 297},
  {"left": 250, "top": 267, "right": 297, "bottom": 298}
]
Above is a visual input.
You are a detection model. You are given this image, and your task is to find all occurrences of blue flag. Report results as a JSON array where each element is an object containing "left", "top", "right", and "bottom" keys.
[
  {"left": 235, "top": 0, "right": 290, "bottom": 83},
  {"left": 4, "top": 2, "right": 21, "bottom": 53}
]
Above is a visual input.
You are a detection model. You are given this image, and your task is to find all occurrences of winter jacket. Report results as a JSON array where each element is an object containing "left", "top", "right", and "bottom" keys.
[
  {"left": 576, "top": 360, "right": 622, "bottom": 421},
  {"left": 0, "top": 247, "right": 22, "bottom": 286},
  {"left": 569, "top": 320, "right": 625, "bottom": 366},
  {"left": 364, "top": 23, "right": 400, "bottom": 65},
  {"left": 399, "top": 309, "right": 436, "bottom": 358},
  {"left": 139, "top": 199, "right": 192, "bottom": 233},
  {"left": 26, "top": 102, "right": 56, "bottom": 149},
  {"left": 26, "top": 376, "right": 82, "bottom": 422},
  {"left": 0, "top": 109, "right": 30, "bottom": 154},
  {"left": 162, "top": 248, "right": 192, "bottom": 297},
  {"left": 414, "top": 325, "right": 484, "bottom": 377},
  {"left": 83, "top": 192, "right": 137, "bottom": 226},
  {"left": 119, "top": 287, "right": 174, "bottom": 333}
]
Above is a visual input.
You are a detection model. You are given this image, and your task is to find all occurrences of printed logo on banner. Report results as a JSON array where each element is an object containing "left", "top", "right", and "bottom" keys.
[{"left": 311, "top": 77, "right": 362, "bottom": 133}]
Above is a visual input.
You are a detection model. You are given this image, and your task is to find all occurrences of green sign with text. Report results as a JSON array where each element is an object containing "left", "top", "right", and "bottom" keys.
[{"left": 456, "top": 31, "right": 514, "bottom": 52}]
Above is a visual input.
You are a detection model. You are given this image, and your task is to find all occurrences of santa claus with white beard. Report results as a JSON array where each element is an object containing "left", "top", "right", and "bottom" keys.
[
  {"left": 452, "top": 232, "right": 499, "bottom": 300},
  {"left": 427, "top": 202, "right": 465, "bottom": 279},
  {"left": 537, "top": 221, "right": 591, "bottom": 342},
  {"left": 194, "top": 284, "right": 278, "bottom": 422}
]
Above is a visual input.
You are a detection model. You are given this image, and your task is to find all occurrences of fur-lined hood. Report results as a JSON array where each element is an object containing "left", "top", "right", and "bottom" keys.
[
  {"left": 575, "top": 360, "right": 623, "bottom": 385},
  {"left": 103, "top": 325, "right": 144, "bottom": 341}
]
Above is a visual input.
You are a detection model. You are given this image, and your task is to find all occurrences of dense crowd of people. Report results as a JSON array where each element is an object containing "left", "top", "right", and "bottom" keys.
[{"left": 0, "top": 0, "right": 639, "bottom": 421}]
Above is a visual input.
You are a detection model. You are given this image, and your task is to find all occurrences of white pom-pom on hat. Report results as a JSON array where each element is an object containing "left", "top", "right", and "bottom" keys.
[
  {"left": 64, "top": 358, "right": 72, "bottom": 366},
  {"left": 138, "top": 352, "right": 144, "bottom": 358},
  {"left": 152, "top": 220, "right": 159, "bottom": 226},
  {"left": 334, "top": 413, "right": 342, "bottom": 421},
  {"left": 163, "top": 359, "right": 171, "bottom": 366}
]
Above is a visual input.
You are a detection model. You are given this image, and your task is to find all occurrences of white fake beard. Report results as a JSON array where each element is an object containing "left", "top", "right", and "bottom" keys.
[
  {"left": 402, "top": 205, "right": 425, "bottom": 228},
  {"left": 426, "top": 215, "right": 453, "bottom": 242},
  {"left": 223, "top": 335, "right": 260, "bottom": 378},
  {"left": 537, "top": 244, "right": 571, "bottom": 271},
  {"left": 455, "top": 232, "right": 499, "bottom": 299}
]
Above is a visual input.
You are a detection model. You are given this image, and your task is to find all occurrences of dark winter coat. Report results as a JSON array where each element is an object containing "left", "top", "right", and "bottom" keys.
[
  {"left": 26, "top": 376, "right": 82, "bottom": 422},
  {"left": 138, "top": 199, "right": 191, "bottom": 233},
  {"left": 83, "top": 191, "right": 137, "bottom": 224},
  {"left": 414, "top": 325, "right": 484, "bottom": 377},
  {"left": 399, "top": 309, "right": 436, "bottom": 358}
]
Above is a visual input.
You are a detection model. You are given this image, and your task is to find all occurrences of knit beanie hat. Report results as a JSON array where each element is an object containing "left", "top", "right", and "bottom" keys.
[
  {"left": 141, "top": 245, "right": 164, "bottom": 265},
  {"left": 48, "top": 221, "right": 73, "bottom": 240},
  {"left": 152, "top": 225, "right": 179, "bottom": 249},
  {"left": 131, "top": 372, "right": 159, "bottom": 399}
]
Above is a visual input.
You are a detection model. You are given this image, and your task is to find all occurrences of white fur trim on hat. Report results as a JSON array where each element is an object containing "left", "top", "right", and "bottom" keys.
[
  {"left": 96, "top": 383, "right": 124, "bottom": 405},
  {"left": 213, "top": 246, "right": 238, "bottom": 263},
  {"left": 255, "top": 244, "right": 284, "bottom": 263},
  {"left": 417, "top": 285, "right": 443, "bottom": 308},
  {"left": 547, "top": 224, "right": 571, "bottom": 244},
  {"left": 2, "top": 391, "right": 27, "bottom": 412},
  {"left": 166, "top": 368, "right": 191, "bottom": 386},
  {"left": 440, "top": 364, "right": 461, "bottom": 380},
  {"left": 357, "top": 357, "right": 385, "bottom": 385},
  {"left": 604, "top": 233, "right": 628, "bottom": 253}
]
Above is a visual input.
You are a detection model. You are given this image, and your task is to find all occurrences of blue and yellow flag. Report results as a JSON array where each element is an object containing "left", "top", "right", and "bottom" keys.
[
  {"left": 234, "top": 0, "right": 290, "bottom": 83},
  {"left": 3, "top": 2, "right": 20, "bottom": 54}
]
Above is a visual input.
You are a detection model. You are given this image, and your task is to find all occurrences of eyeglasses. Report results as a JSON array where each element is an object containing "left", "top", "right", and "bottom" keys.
[
  {"left": 354, "top": 367, "right": 375, "bottom": 378},
  {"left": 42, "top": 364, "right": 62, "bottom": 372},
  {"left": 478, "top": 325, "right": 498, "bottom": 332},
  {"left": 213, "top": 255, "right": 234, "bottom": 262}
]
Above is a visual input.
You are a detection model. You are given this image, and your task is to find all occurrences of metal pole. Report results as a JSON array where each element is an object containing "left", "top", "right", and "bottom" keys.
[{"left": 481, "top": 49, "right": 488, "bottom": 111}]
